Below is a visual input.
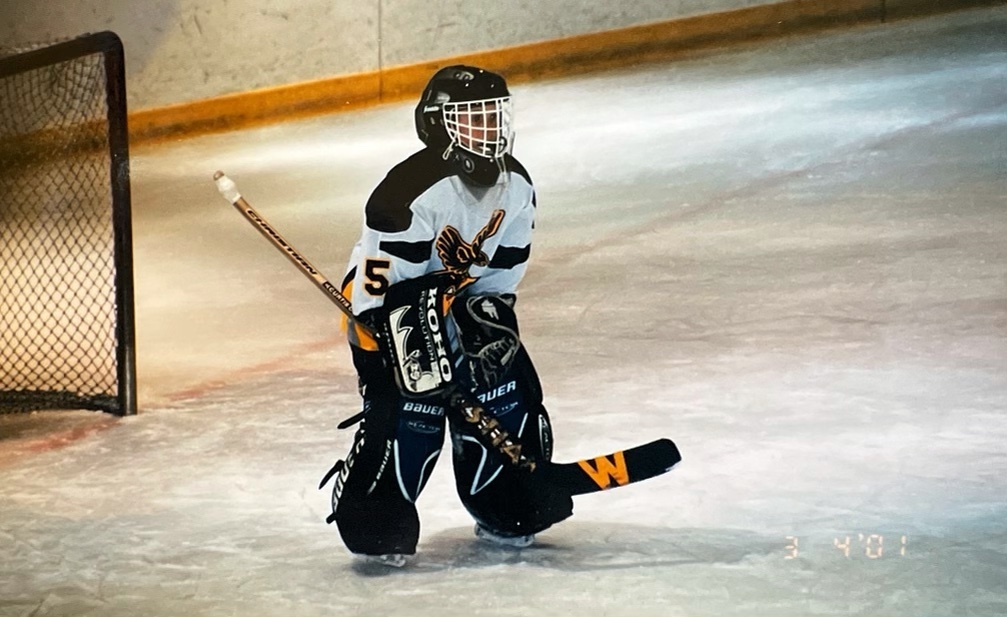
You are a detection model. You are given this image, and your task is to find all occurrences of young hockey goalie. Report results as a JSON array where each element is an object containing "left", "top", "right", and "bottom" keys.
[{"left": 319, "top": 66, "right": 573, "bottom": 565}]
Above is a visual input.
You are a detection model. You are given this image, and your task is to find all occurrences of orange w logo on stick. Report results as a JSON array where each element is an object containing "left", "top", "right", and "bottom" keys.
[{"left": 577, "top": 450, "right": 630, "bottom": 490}]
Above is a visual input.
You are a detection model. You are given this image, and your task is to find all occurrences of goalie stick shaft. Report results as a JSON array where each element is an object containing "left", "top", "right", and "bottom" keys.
[
  {"left": 212, "top": 171, "right": 680, "bottom": 495},
  {"left": 213, "top": 171, "right": 367, "bottom": 337}
]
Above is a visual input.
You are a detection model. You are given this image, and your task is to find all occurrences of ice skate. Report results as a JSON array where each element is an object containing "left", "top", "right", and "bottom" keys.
[
  {"left": 359, "top": 553, "right": 408, "bottom": 568},
  {"left": 474, "top": 523, "right": 535, "bottom": 548}
]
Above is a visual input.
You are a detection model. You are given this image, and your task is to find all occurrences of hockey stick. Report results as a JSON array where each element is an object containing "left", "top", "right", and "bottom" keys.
[
  {"left": 213, "top": 171, "right": 357, "bottom": 324},
  {"left": 212, "top": 171, "right": 681, "bottom": 496}
]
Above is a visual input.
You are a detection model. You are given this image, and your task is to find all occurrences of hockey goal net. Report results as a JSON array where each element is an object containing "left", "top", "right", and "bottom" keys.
[{"left": 0, "top": 32, "right": 136, "bottom": 416}]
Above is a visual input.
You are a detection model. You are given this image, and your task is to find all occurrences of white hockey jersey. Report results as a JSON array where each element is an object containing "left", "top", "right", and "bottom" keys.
[{"left": 342, "top": 148, "right": 536, "bottom": 349}]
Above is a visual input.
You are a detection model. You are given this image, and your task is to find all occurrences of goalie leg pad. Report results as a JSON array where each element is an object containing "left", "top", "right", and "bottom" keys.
[
  {"left": 323, "top": 348, "right": 449, "bottom": 556},
  {"left": 449, "top": 352, "right": 573, "bottom": 536}
]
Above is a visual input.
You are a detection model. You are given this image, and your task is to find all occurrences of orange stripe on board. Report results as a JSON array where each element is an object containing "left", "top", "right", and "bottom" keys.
[{"left": 123, "top": 0, "right": 950, "bottom": 145}]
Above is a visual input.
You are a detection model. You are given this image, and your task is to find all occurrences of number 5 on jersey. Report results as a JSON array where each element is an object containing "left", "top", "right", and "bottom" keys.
[{"left": 364, "top": 259, "right": 390, "bottom": 296}]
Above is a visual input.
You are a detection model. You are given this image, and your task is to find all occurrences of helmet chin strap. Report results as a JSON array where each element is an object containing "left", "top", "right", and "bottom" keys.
[{"left": 442, "top": 143, "right": 505, "bottom": 187}]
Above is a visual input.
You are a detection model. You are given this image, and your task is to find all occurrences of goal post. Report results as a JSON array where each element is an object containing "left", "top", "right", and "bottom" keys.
[{"left": 0, "top": 31, "right": 137, "bottom": 416}]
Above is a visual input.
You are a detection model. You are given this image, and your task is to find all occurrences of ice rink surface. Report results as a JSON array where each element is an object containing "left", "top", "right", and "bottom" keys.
[{"left": 2, "top": 6, "right": 1006, "bottom": 616}]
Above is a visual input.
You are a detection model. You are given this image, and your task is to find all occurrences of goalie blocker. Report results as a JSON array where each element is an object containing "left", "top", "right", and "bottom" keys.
[
  {"left": 380, "top": 271, "right": 525, "bottom": 400},
  {"left": 378, "top": 272, "right": 457, "bottom": 398}
]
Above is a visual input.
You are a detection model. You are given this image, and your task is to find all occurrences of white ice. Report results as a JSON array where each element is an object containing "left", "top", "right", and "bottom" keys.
[{"left": 2, "top": 7, "right": 1006, "bottom": 617}]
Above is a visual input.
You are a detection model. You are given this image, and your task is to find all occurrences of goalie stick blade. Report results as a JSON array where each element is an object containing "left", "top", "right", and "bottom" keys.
[{"left": 544, "top": 438, "right": 681, "bottom": 497}]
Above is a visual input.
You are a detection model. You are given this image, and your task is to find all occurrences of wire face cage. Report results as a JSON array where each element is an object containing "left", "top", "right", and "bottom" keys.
[
  {"left": 0, "top": 32, "right": 136, "bottom": 416},
  {"left": 442, "top": 96, "right": 513, "bottom": 160}
]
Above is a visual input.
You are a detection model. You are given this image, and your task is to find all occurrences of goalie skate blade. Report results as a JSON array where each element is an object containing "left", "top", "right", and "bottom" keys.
[
  {"left": 359, "top": 553, "right": 408, "bottom": 568},
  {"left": 546, "top": 438, "right": 681, "bottom": 496},
  {"left": 474, "top": 524, "right": 535, "bottom": 548}
]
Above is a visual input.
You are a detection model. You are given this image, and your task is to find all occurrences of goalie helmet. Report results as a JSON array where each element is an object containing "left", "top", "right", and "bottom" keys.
[{"left": 415, "top": 65, "right": 514, "bottom": 187}]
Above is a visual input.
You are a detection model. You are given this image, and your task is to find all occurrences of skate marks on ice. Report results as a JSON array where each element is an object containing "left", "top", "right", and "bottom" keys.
[
  {"left": 345, "top": 522, "right": 1007, "bottom": 617},
  {"left": 408, "top": 523, "right": 778, "bottom": 573},
  {"left": 3, "top": 498, "right": 1003, "bottom": 617},
  {"left": 343, "top": 524, "right": 783, "bottom": 612}
]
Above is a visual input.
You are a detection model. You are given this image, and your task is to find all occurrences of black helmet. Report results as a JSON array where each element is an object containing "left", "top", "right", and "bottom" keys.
[{"left": 414, "top": 65, "right": 514, "bottom": 186}]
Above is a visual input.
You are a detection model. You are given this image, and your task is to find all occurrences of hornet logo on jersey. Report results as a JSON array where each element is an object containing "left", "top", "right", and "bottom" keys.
[{"left": 435, "top": 209, "right": 505, "bottom": 292}]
